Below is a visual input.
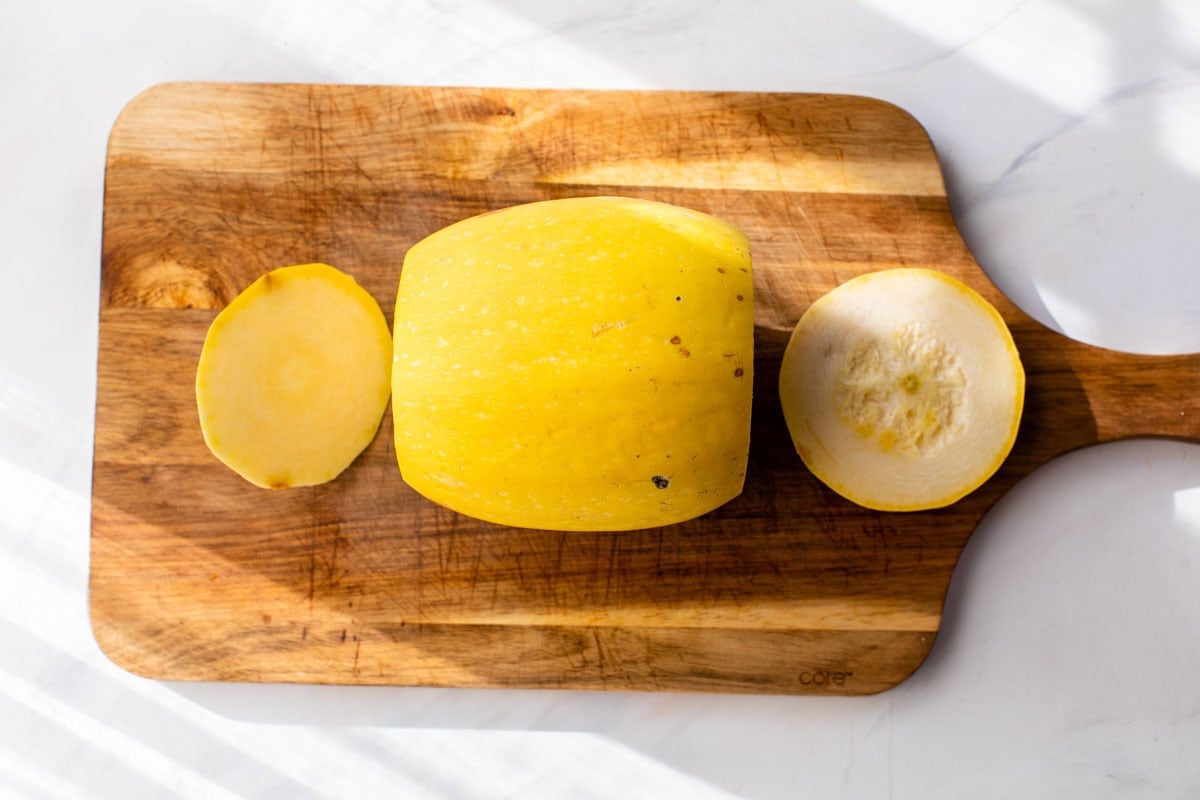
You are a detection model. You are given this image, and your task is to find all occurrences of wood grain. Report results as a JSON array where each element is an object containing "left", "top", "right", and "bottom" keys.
[{"left": 91, "top": 83, "right": 1200, "bottom": 694}]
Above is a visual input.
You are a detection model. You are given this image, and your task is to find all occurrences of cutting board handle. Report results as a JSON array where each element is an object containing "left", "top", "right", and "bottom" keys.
[
  {"left": 1081, "top": 344, "right": 1200, "bottom": 443},
  {"left": 1007, "top": 317, "right": 1200, "bottom": 470}
]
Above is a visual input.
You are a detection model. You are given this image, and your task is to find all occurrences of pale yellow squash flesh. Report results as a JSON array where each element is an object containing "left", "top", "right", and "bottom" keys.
[
  {"left": 196, "top": 263, "right": 392, "bottom": 489},
  {"left": 779, "top": 268, "right": 1024, "bottom": 511},
  {"left": 392, "top": 196, "right": 754, "bottom": 531}
]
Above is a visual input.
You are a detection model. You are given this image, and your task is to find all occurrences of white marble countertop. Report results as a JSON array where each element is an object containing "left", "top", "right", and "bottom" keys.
[{"left": 3, "top": 1, "right": 1199, "bottom": 797}]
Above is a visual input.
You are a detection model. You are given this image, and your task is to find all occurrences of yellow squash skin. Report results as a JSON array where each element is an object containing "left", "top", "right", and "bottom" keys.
[
  {"left": 196, "top": 263, "right": 392, "bottom": 489},
  {"left": 392, "top": 196, "right": 754, "bottom": 531}
]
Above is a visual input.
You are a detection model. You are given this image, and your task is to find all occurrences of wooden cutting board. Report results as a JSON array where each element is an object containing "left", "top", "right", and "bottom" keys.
[{"left": 91, "top": 83, "right": 1200, "bottom": 695}]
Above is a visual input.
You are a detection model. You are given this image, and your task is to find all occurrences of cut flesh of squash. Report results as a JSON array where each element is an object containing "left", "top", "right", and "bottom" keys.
[
  {"left": 196, "top": 263, "right": 392, "bottom": 489},
  {"left": 779, "top": 268, "right": 1024, "bottom": 511},
  {"left": 392, "top": 196, "right": 754, "bottom": 531}
]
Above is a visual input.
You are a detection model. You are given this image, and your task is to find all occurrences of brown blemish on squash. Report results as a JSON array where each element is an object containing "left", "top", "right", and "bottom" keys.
[
  {"left": 736, "top": 294, "right": 744, "bottom": 302},
  {"left": 670, "top": 335, "right": 682, "bottom": 344},
  {"left": 734, "top": 367, "right": 745, "bottom": 377},
  {"left": 679, "top": 348, "right": 690, "bottom": 358}
]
